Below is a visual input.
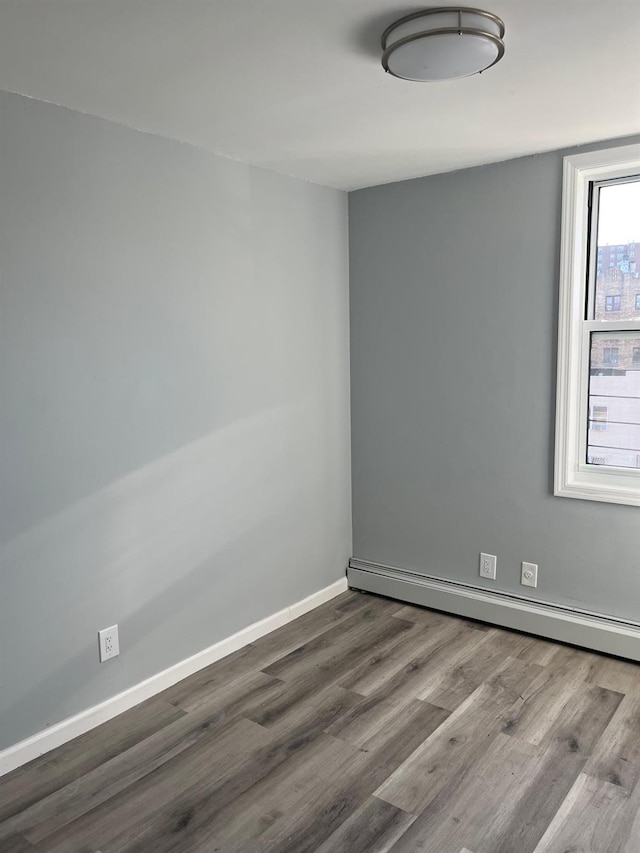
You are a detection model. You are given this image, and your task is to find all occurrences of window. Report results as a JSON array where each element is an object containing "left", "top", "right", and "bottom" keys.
[
  {"left": 589, "top": 405, "right": 608, "bottom": 431},
  {"left": 555, "top": 143, "right": 640, "bottom": 505},
  {"left": 605, "top": 295, "right": 621, "bottom": 312}
]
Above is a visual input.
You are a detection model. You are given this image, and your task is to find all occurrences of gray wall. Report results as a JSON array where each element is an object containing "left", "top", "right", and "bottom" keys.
[
  {"left": 350, "top": 136, "right": 640, "bottom": 623},
  {"left": 0, "top": 90, "right": 351, "bottom": 749}
]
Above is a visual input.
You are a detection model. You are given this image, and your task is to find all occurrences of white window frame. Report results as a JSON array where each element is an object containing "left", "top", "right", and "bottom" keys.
[{"left": 555, "top": 143, "right": 640, "bottom": 506}]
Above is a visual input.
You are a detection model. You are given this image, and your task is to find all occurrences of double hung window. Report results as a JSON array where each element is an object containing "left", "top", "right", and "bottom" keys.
[{"left": 555, "top": 145, "right": 640, "bottom": 504}]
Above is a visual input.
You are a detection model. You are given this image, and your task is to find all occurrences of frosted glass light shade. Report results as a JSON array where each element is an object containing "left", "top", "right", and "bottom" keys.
[{"left": 381, "top": 8, "right": 505, "bottom": 82}]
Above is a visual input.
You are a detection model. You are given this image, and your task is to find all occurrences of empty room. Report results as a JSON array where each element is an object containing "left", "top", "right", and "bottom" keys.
[{"left": 2, "top": 1, "right": 640, "bottom": 851}]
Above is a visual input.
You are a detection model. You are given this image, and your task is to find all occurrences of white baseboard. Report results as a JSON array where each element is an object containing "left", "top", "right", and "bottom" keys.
[
  {"left": 348, "top": 558, "right": 640, "bottom": 662},
  {"left": 0, "top": 576, "right": 348, "bottom": 778}
]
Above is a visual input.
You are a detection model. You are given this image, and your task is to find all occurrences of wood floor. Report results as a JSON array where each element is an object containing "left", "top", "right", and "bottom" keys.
[{"left": 2, "top": 590, "right": 640, "bottom": 852}]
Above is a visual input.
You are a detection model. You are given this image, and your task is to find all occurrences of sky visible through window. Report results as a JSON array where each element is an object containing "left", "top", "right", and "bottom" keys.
[{"left": 597, "top": 180, "right": 640, "bottom": 245}]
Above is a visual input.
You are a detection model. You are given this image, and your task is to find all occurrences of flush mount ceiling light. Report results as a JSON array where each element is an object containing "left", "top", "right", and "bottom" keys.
[{"left": 381, "top": 7, "right": 505, "bottom": 82}]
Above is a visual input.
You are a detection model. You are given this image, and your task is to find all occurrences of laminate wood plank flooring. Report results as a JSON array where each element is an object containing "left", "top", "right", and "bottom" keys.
[
  {"left": 532, "top": 773, "right": 636, "bottom": 853},
  {"left": 0, "top": 697, "right": 185, "bottom": 825},
  {"left": 2, "top": 589, "right": 640, "bottom": 852}
]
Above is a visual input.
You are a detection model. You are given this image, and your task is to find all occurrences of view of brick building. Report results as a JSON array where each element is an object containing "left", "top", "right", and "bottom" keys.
[
  {"left": 596, "top": 241, "right": 637, "bottom": 276},
  {"left": 588, "top": 246, "right": 640, "bottom": 467}
]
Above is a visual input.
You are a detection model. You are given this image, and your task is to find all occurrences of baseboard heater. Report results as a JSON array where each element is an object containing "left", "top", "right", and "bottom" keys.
[{"left": 348, "top": 558, "right": 640, "bottom": 662}]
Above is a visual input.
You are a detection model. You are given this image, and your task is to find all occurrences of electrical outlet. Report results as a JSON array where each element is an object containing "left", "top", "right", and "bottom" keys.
[
  {"left": 479, "top": 553, "right": 497, "bottom": 580},
  {"left": 521, "top": 562, "right": 538, "bottom": 588},
  {"left": 98, "top": 625, "right": 120, "bottom": 662}
]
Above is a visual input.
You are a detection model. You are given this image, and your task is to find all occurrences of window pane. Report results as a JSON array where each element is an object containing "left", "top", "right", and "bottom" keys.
[
  {"left": 593, "top": 180, "right": 640, "bottom": 320},
  {"left": 588, "top": 332, "right": 640, "bottom": 468}
]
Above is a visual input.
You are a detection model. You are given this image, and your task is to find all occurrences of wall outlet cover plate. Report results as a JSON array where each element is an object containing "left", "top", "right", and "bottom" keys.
[
  {"left": 479, "top": 553, "right": 497, "bottom": 580},
  {"left": 98, "top": 625, "right": 120, "bottom": 662},
  {"left": 521, "top": 562, "right": 538, "bottom": 588}
]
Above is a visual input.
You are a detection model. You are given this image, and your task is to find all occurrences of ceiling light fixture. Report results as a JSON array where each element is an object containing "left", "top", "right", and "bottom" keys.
[{"left": 381, "top": 7, "right": 505, "bottom": 82}]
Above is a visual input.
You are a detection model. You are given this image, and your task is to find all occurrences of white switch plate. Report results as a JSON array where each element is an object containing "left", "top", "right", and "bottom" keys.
[
  {"left": 98, "top": 625, "right": 120, "bottom": 662},
  {"left": 479, "top": 553, "right": 497, "bottom": 580},
  {"left": 521, "top": 562, "right": 538, "bottom": 588}
]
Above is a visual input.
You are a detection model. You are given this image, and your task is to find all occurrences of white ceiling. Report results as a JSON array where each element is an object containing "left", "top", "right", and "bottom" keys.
[{"left": 0, "top": 1, "right": 639, "bottom": 190}]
